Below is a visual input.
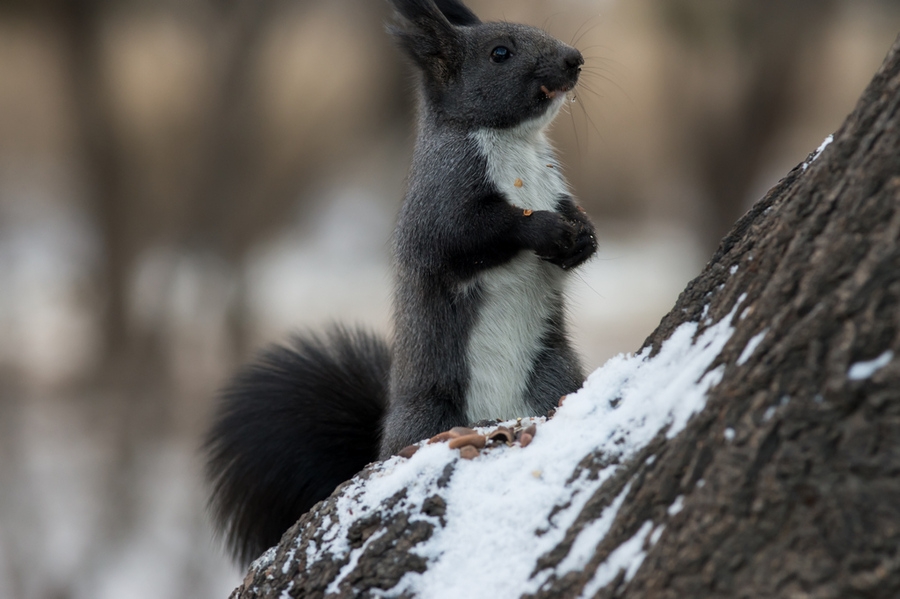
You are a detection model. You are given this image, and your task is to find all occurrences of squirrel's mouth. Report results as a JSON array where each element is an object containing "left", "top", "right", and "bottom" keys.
[{"left": 540, "top": 84, "right": 572, "bottom": 100}]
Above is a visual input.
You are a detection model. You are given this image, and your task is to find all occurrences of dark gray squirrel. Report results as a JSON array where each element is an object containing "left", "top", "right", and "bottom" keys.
[{"left": 205, "top": 0, "right": 597, "bottom": 566}]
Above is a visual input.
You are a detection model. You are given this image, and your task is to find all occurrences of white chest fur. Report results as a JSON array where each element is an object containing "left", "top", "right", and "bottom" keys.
[
  {"left": 464, "top": 124, "right": 570, "bottom": 422},
  {"left": 473, "top": 126, "right": 569, "bottom": 211}
]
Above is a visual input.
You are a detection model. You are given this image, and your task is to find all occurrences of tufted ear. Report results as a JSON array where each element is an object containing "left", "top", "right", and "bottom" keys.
[
  {"left": 388, "top": 0, "right": 479, "bottom": 86},
  {"left": 390, "top": 0, "right": 480, "bottom": 27},
  {"left": 431, "top": 0, "right": 480, "bottom": 27}
]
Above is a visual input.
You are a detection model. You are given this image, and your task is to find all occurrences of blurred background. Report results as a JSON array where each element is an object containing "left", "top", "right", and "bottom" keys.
[{"left": 0, "top": 0, "right": 898, "bottom": 597}]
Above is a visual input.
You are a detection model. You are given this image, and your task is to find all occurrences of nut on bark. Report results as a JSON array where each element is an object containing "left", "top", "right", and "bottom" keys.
[
  {"left": 487, "top": 426, "right": 515, "bottom": 445},
  {"left": 428, "top": 431, "right": 454, "bottom": 444},
  {"left": 398, "top": 444, "right": 419, "bottom": 459},
  {"left": 449, "top": 426, "right": 476, "bottom": 437},
  {"left": 448, "top": 434, "right": 486, "bottom": 450},
  {"left": 458, "top": 445, "right": 480, "bottom": 460}
]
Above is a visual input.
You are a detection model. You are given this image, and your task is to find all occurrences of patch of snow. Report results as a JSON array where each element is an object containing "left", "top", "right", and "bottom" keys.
[
  {"left": 278, "top": 581, "right": 294, "bottom": 599},
  {"left": 723, "top": 427, "right": 735, "bottom": 442},
  {"left": 729, "top": 264, "right": 739, "bottom": 275},
  {"left": 326, "top": 528, "right": 389, "bottom": 594},
  {"left": 737, "top": 328, "right": 767, "bottom": 366},
  {"left": 802, "top": 134, "right": 833, "bottom": 170},
  {"left": 304, "top": 539, "right": 319, "bottom": 564},
  {"left": 667, "top": 495, "right": 684, "bottom": 516},
  {"left": 281, "top": 549, "right": 296, "bottom": 575},
  {"left": 813, "top": 134, "right": 834, "bottom": 161},
  {"left": 302, "top": 304, "right": 739, "bottom": 598},
  {"left": 762, "top": 406, "right": 777, "bottom": 422},
  {"left": 649, "top": 525, "right": 665, "bottom": 546},
  {"left": 847, "top": 350, "right": 893, "bottom": 380},
  {"left": 251, "top": 547, "right": 276, "bottom": 571},
  {"left": 555, "top": 483, "right": 632, "bottom": 577},
  {"left": 579, "top": 520, "right": 654, "bottom": 598}
]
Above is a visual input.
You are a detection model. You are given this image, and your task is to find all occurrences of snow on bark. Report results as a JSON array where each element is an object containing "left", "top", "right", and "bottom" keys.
[{"left": 236, "top": 302, "right": 740, "bottom": 598}]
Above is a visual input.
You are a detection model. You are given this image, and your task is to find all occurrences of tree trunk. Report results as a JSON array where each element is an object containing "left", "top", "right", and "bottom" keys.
[{"left": 227, "top": 35, "right": 900, "bottom": 599}]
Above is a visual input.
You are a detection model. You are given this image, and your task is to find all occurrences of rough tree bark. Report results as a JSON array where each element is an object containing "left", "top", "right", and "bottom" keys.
[{"left": 227, "top": 36, "right": 900, "bottom": 599}]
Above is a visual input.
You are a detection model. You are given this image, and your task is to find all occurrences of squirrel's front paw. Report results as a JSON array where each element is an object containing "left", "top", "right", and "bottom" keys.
[
  {"left": 558, "top": 220, "right": 597, "bottom": 270},
  {"left": 551, "top": 200, "right": 597, "bottom": 270},
  {"left": 526, "top": 211, "right": 577, "bottom": 263},
  {"left": 527, "top": 211, "right": 596, "bottom": 270}
]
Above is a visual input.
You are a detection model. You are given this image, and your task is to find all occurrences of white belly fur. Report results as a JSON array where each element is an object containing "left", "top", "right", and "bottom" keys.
[{"left": 465, "top": 124, "right": 570, "bottom": 422}]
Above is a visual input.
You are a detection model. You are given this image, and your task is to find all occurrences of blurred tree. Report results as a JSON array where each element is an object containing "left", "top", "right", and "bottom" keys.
[
  {"left": 50, "top": 0, "right": 287, "bottom": 394},
  {"left": 0, "top": 0, "right": 402, "bottom": 590},
  {"left": 659, "top": 0, "right": 837, "bottom": 252},
  {"left": 7, "top": 0, "right": 404, "bottom": 402}
]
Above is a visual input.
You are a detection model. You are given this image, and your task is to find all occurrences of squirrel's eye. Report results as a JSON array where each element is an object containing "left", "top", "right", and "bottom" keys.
[{"left": 490, "top": 46, "right": 511, "bottom": 63}]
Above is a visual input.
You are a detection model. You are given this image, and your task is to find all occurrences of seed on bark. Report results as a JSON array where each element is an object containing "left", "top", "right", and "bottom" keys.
[
  {"left": 459, "top": 445, "right": 480, "bottom": 460},
  {"left": 428, "top": 431, "right": 454, "bottom": 444},
  {"left": 519, "top": 432, "right": 534, "bottom": 447},
  {"left": 398, "top": 444, "right": 419, "bottom": 459},
  {"left": 448, "top": 434, "right": 487, "bottom": 450},
  {"left": 487, "top": 426, "right": 515, "bottom": 445},
  {"left": 449, "top": 426, "right": 476, "bottom": 437}
]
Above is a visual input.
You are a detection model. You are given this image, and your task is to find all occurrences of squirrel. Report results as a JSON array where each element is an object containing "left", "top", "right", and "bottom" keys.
[{"left": 205, "top": 0, "right": 597, "bottom": 566}]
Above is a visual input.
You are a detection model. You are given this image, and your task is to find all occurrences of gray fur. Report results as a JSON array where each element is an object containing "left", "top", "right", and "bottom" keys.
[{"left": 381, "top": 0, "right": 596, "bottom": 457}]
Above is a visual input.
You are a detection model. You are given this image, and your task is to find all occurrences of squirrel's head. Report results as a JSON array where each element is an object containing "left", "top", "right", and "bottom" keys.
[{"left": 389, "top": 0, "right": 583, "bottom": 131}]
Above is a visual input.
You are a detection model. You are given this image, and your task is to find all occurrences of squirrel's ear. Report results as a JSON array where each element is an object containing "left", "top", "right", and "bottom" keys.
[
  {"left": 388, "top": 0, "right": 479, "bottom": 84},
  {"left": 431, "top": 0, "right": 480, "bottom": 27},
  {"left": 390, "top": 0, "right": 480, "bottom": 27}
]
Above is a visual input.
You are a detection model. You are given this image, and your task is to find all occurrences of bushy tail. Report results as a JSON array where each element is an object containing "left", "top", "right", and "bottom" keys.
[{"left": 205, "top": 326, "right": 390, "bottom": 565}]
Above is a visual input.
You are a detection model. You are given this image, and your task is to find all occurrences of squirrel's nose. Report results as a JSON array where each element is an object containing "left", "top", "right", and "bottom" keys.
[{"left": 562, "top": 48, "right": 584, "bottom": 74}]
